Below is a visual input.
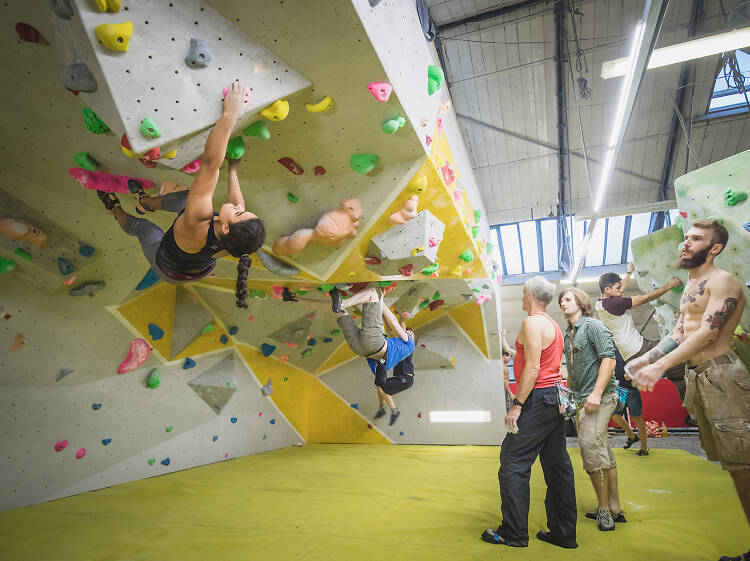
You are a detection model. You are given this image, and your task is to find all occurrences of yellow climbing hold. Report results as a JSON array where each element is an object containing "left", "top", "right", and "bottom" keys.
[
  {"left": 95, "top": 21, "right": 133, "bottom": 52},
  {"left": 407, "top": 176, "right": 427, "bottom": 194},
  {"left": 121, "top": 145, "right": 137, "bottom": 158},
  {"left": 305, "top": 96, "right": 334, "bottom": 113},
  {"left": 451, "top": 265, "right": 463, "bottom": 276},
  {"left": 163, "top": 149, "right": 178, "bottom": 159},
  {"left": 411, "top": 246, "right": 424, "bottom": 256},
  {"left": 260, "top": 99, "right": 290, "bottom": 121},
  {"left": 94, "top": 0, "right": 121, "bottom": 12}
]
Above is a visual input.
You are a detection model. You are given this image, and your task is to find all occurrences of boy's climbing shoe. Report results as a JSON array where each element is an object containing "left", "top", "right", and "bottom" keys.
[
  {"left": 623, "top": 435, "right": 639, "bottom": 449},
  {"left": 389, "top": 409, "right": 400, "bottom": 425},
  {"left": 374, "top": 406, "right": 386, "bottom": 419},
  {"left": 97, "top": 190, "right": 120, "bottom": 211},
  {"left": 536, "top": 531, "right": 578, "bottom": 549},
  {"left": 586, "top": 509, "right": 626, "bottom": 523},
  {"left": 330, "top": 287, "right": 342, "bottom": 313},
  {"left": 480, "top": 528, "right": 528, "bottom": 547},
  {"left": 127, "top": 179, "right": 152, "bottom": 215},
  {"left": 282, "top": 287, "right": 297, "bottom": 302}
]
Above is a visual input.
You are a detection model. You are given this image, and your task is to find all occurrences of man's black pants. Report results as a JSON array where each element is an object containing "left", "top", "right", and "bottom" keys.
[{"left": 498, "top": 386, "right": 577, "bottom": 542}]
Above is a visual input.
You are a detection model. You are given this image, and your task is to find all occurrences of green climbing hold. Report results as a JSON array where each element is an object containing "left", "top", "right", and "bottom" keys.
[
  {"left": 74, "top": 151, "right": 98, "bottom": 171},
  {"left": 318, "top": 284, "right": 335, "bottom": 292},
  {"left": 472, "top": 225, "right": 480, "bottom": 238},
  {"left": 243, "top": 120, "right": 270, "bottom": 140},
  {"left": 724, "top": 188, "right": 747, "bottom": 206},
  {"left": 82, "top": 108, "right": 110, "bottom": 134},
  {"left": 418, "top": 300, "right": 429, "bottom": 310},
  {"left": 421, "top": 262, "right": 439, "bottom": 275},
  {"left": 485, "top": 242, "right": 494, "bottom": 255},
  {"left": 147, "top": 458, "right": 155, "bottom": 466},
  {"left": 140, "top": 117, "right": 162, "bottom": 138},
  {"left": 0, "top": 257, "right": 17, "bottom": 273},
  {"left": 250, "top": 289, "right": 266, "bottom": 299},
  {"left": 331, "top": 328, "right": 341, "bottom": 336},
  {"left": 382, "top": 116, "right": 406, "bottom": 134},
  {"left": 301, "top": 348, "right": 314, "bottom": 358},
  {"left": 297, "top": 290, "right": 308, "bottom": 295},
  {"left": 146, "top": 368, "right": 161, "bottom": 389},
  {"left": 165, "top": 425, "right": 173, "bottom": 432},
  {"left": 287, "top": 193, "right": 299, "bottom": 203},
  {"left": 226, "top": 136, "right": 245, "bottom": 159},
  {"left": 431, "top": 291, "right": 441, "bottom": 301},
  {"left": 13, "top": 248, "right": 32, "bottom": 261},
  {"left": 350, "top": 153, "right": 379, "bottom": 175},
  {"left": 472, "top": 287, "right": 481, "bottom": 293},
  {"left": 201, "top": 322, "right": 215, "bottom": 335},
  {"left": 671, "top": 284, "right": 685, "bottom": 294},
  {"left": 459, "top": 250, "right": 474, "bottom": 263},
  {"left": 474, "top": 210, "right": 482, "bottom": 223},
  {"left": 427, "top": 65, "right": 444, "bottom": 95},
  {"left": 378, "top": 281, "right": 392, "bottom": 287}
]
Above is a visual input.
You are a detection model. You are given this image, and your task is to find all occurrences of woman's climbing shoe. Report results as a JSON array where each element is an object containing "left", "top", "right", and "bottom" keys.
[
  {"left": 96, "top": 190, "right": 120, "bottom": 212},
  {"left": 127, "top": 179, "right": 153, "bottom": 215}
]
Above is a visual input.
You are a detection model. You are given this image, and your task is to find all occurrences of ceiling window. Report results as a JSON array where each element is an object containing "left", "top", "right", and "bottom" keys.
[{"left": 706, "top": 50, "right": 750, "bottom": 117}]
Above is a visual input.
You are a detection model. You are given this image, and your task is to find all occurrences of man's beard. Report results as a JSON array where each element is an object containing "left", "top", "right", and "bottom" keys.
[{"left": 676, "top": 245, "right": 710, "bottom": 269}]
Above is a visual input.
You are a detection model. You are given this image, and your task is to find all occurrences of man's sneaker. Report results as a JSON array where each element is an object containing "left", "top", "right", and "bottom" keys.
[
  {"left": 636, "top": 449, "right": 649, "bottom": 456},
  {"left": 596, "top": 508, "right": 615, "bottom": 531},
  {"left": 585, "top": 509, "right": 626, "bottom": 523},
  {"left": 480, "top": 528, "right": 527, "bottom": 547},
  {"left": 623, "top": 435, "right": 639, "bottom": 449},
  {"left": 536, "top": 531, "right": 578, "bottom": 549},
  {"left": 389, "top": 409, "right": 400, "bottom": 425},
  {"left": 373, "top": 407, "right": 386, "bottom": 420},
  {"left": 719, "top": 550, "right": 750, "bottom": 561},
  {"left": 330, "top": 287, "right": 342, "bottom": 313}
]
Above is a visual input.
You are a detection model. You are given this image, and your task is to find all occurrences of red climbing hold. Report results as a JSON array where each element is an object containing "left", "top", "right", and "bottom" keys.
[
  {"left": 440, "top": 162, "right": 455, "bottom": 186},
  {"left": 10, "top": 332, "right": 26, "bottom": 351},
  {"left": 398, "top": 264, "right": 413, "bottom": 277},
  {"left": 428, "top": 299, "right": 444, "bottom": 311},
  {"left": 679, "top": 211, "right": 688, "bottom": 218},
  {"left": 75, "top": 448, "right": 86, "bottom": 459},
  {"left": 278, "top": 157, "right": 304, "bottom": 175},
  {"left": 15, "top": 22, "right": 41, "bottom": 43},
  {"left": 314, "top": 166, "right": 326, "bottom": 176},
  {"left": 117, "top": 338, "right": 151, "bottom": 374},
  {"left": 65, "top": 86, "right": 80, "bottom": 96},
  {"left": 139, "top": 157, "right": 158, "bottom": 168},
  {"left": 182, "top": 158, "right": 202, "bottom": 174},
  {"left": 365, "top": 256, "right": 382, "bottom": 266},
  {"left": 54, "top": 440, "right": 68, "bottom": 452},
  {"left": 425, "top": 135, "right": 432, "bottom": 146},
  {"left": 417, "top": 412, "right": 422, "bottom": 418}
]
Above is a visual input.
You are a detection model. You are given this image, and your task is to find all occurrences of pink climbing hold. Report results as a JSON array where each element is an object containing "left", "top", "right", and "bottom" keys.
[
  {"left": 75, "top": 448, "right": 86, "bottom": 459},
  {"left": 54, "top": 440, "right": 68, "bottom": 452},
  {"left": 271, "top": 285, "right": 285, "bottom": 299},
  {"left": 398, "top": 264, "right": 414, "bottom": 277},
  {"left": 428, "top": 236, "right": 440, "bottom": 247},
  {"left": 440, "top": 162, "right": 455, "bottom": 186},
  {"left": 222, "top": 85, "right": 252, "bottom": 104},
  {"left": 365, "top": 256, "right": 382, "bottom": 266},
  {"left": 69, "top": 168, "right": 156, "bottom": 194},
  {"left": 367, "top": 82, "right": 392, "bottom": 103},
  {"left": 139, "top": 157, "right": 158, "bottom": 169},
  {"left": 314, "top": 166, "right": 326, "bottom": 176},
  {"left": 278, "top": 157, "right": 304, "bottom": 175},
  {"left": 285, "top": 342, "right": 298, "bottom": 348},
  {"left": 425, "top": 135, "right": 432, "bottom": 146},
  {"left": 453, "top": 188, "right": 463, "bottom": 202},
  {"left": 117, "top": 338, "right": 151, "bottom": 374},
  {"left": 182, "top": 159, "right": 202, "bottom": 174},
  {"left": 437, "top": 117, "right": 443, "bottom": 134},
  {"left": 679, "top": 211, "right": 688, "bottom": 218},
  {"left": 476, "top": 294, "right": 491, "bottom": 306},
  {"left": 248, "top": 315, "right": 255, "bottom": 321}
]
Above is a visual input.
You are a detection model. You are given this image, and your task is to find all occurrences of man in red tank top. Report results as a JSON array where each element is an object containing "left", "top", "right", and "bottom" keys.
[{"left": 481, "top": 276, "right": 577, "bottom": 550}]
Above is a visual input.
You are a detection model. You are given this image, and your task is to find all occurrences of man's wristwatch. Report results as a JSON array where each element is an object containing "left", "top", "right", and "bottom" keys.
[{"left": 512, "top": 398, "right": 524, "bottom": 408}]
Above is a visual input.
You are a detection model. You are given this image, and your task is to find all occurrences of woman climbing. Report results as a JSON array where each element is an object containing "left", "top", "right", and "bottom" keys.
[{"left": 96, "top": 82, "right": 265, "bottom": 308}]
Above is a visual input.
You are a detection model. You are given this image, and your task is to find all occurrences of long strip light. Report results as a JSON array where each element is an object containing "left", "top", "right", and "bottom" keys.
[{"left": 602, "top": 27, "right": 750, "bottom": 79}]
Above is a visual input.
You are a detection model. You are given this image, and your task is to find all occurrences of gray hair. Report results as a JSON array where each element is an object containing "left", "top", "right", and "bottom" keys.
[{"left": 524, "top": 275, "right": 556, "bottom": 305}]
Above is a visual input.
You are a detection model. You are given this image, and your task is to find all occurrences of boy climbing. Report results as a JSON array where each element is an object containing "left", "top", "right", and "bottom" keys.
[
  {"left": 96, "top": 82, "right": 265, "bottom": 308},
  {"left": 373, "top": 322, "right": 416, "bottom": 426}
]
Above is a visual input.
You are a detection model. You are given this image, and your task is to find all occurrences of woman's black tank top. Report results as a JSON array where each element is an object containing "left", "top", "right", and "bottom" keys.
[{"left": 155, "top": 211, "right": 222, "bottom": 276}]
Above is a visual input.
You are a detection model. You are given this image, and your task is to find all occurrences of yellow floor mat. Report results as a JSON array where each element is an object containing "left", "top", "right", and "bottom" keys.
[{"left": 1, "top": 445, "right": 746, "bottom": 561}]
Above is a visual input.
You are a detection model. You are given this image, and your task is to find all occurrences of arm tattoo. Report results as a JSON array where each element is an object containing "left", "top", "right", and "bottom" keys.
[{"left": 706, "top": 298, "right": 739, "bottom": 330}]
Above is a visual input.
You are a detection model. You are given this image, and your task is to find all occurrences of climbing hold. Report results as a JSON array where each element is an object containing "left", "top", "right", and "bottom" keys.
[
  {"left": 307, "top": 338, "right": 317, "bottom": 347},
  {"left": 472, "top": 225, "right": 480, "bottom": 238},
  {"left": 278, "top": 157, "right": 303, "bottom": 175},
  {"left": 425, "top": 135, "right": 432, "bottom": 146},
  {"left": 260, "top": 99, "right": 290, "bottom": 121},
  {"left": 261, "top": 379, "right": 273, "bottom": 396},
  {"left": 280, "top": 355, "right": 289, "bottom": 362},
  {"left": 139, "top": 157, "right": 157, "bottom": 169},
  {"left": 365, "top": 256, "right": 382, "bottom": 265},
  {"left": 78, "top": 244, "right": 95, "bottom": 258},
  {"left": 57, "top": 257, "right": 74, "bottom": 275},
  {"left": 367, "top": 82, "right": 392, "bottom": 103},
  {"left": 165, "top": 426, "right": 173, "bottom": 432},
  {"left": 147, "top": 458, "right": 155, "bottom": 466},
  {"left": 428, "top": 236, "right": 440, "bottom": 247},
  {"left": 82, "top": 108, "right": 110, "bottom": 134},
  {"left": 219, "top": 334, "right": 229, "bottom": 345},
  {"left": 369, "top": 0, "right": 383, "bottom": 6},
  {"left": 0, "top": 257, "right": 17, "bottom": 273},
  {"left": 182, "top": 158, "right": 202, "bottom": 173},
  {"left": 271, "top": 285, "right": 285, "bottom": 299},
  {"left": 212, "top": 435, "right": 218, "bottom": 442},
  {"left": 225, "top": 136, "right": 245, "bottom": 160},
  {"left": 248, "top": 315, "right": 255, "bottom": 321},
  {"left": 140, "top": 117, "right": 161, "bottom": 139},
  {"left": 351, "top": 403, "right": 359, "bottom": 409},
  {"left": 94, "top": 0, "right": 121, "bottom": 12},
  {"left": 305, "top": 95, "right": 334, "bottom": 113},
  {"left": 148, "top": 323, "right": 164, "bottom": 341},
  {"left": 350, "top": 153, "right": 379, "bottom": 174},
  {"left": 120, "top": 134, "right": 136, "bottom": 158},
  {"left": 399, "top": 264, "right": 414, "bottom": 277},
  {"left": 182, "top": 358, "right": 196, "bottom": 369},
  {"left": 256, "top": 250, "right": 300, "bottom": 276},
  {"left": 429, "top": 299, "right": 444, "bottom": 311},
  {"left": 136, "top": 268, "right": 159, "bottom": 290},
  {"left": 185, "top": 38, "right": 213, "bottom": 68},
  {"left": 427, "top": 65, "right": 444, "bottom": 95},
  {"left": 162, "top": 150, "right": 178, "bottom": 160},
  {"left": 72, "top": 152, "right": 98, "bottom": 172},
  {"left": 117, "top": 338, "right": 151, "bottom": 373},
  {"left": 287, "top": 192, "right": 299, "bottom": 203},
  {"left": 146, "top": 368, "right": 161, "bottom": 389},
  {"left": 724, "top": 188, "right": 747, "bottom": 206},
  {"left": 92, "top": 403, "right": 102, "bottom": 410},
  {"left": 318, "top": 284, "right": 335, "bottom": 292},
  {"left": 261, "top": 343, "right": 276, "bottom": 356},
  {"left": 75, "top": 448, "right": 86, "bottom": 459},
  {"left": 431, "top": 291, "right": 441, "bottom": 301},
  {"left": 407, "top": 176, "right": 427, "bottom": 194},
  {"left": 54, "top": 440, "right": 68, "bottom": 452},
  {"left": 161, "top": 458, "right": 170, "bottom": 466},
  {"left": 323, "top": 337, "right": 333, "bottom": 343},
  {"left": 485, "top": 242, "right": 494, "bottom": 255},
  {"left": 438, "top": 100, "right": 452, "bottom": 114},
  {"left": 314, "top": 166, "right": 326, "bottom": 176},
  {"left": 301, "top": 348, "right": 313, "bottom": 358},
  {"left": 297, "top": 290, "right": 308, "bottom": 295},
  {"left": 56, "top": 368, "right": 74, "bottom": 381},
  {"left": 418, "top": 300, "right": 429, "bottom": 310},
  {"left": 451, "top": 265, "right": 463, "bottom": 276},
  {"left": 69, "top": 281, "right": 105, "bottom": 297},
  {"left": 378, "top": 280, "right": 394, "bottom": 288},
  {"left": 382, "top": 116, "right": 406, "bottom": 134},
  {"left": 474, "top": 209, "right": 482, "bottom": 222},
  {"left": 459, "top": 250, "right": 474, "bottom": 262},
  {"left": 0, "top": 218, "right": 47, "bottom": 249},
  {"left": 15, "top": 22, "right": 41, "bottom": 43},
  {"left": 228, "top": 326, "right": 239, "bottom": 336},
  {"left": 331, "top": 328, "right": 342, "bottom": 336},
  {"left": 437, "top": 117, "right": 443, "bottom": 134},
  {"left": 62, "top": 63, "right": 97, "bottom": 93},
  {"left": 13, "top": 248, "right": 32, "bottom": 262},
  {"left": 417, "top": 412, "right": 422, "bottom": 418},
  {"left": 242, "top": 121, "right": 271, "bottom": 143},
  {"left": 231, "top": 417, "right": 238, "bottom": 424},
  {"left": 476, "top": 294, "right": 491, "bottom": 306},
  {"left": 390, "top": 195, "right": 419, "bottom": 224},
  {"left": 421, "top": 263, "right": 439, "bottom": 275},
  {"left": 411, "top": 246, "right": 424, "bottom": 256},
  {"left": 101, "top": 438, "right": 112, "bottom": 445},
  {"left": 95, "top": 21, "right": 133, "bottom": 52},
  {"left": 399, "top": 431, "right": 405, "bottom": 436},
  {"left": 441, "top": 162, "right": 455, "bottom": 185},
  {"left": 285, "top": 341, "right": 299, "bottom": 348},
  {"left": 249, "top": 289, "right": 266, "bottom": 299},
  {"left": 49, "top": 0, "right": 74, "bottom": 19}
]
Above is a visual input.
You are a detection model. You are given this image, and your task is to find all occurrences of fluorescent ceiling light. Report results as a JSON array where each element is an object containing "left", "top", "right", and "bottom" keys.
[
  {"left": 560, "top": 276, "right": 602, "bottom": 285},
  {"left": 429, "top": 410, "right": 492, "bottom": 423},
  {"left": 602, "top": 27, "right": 750, "bottom": 79}
]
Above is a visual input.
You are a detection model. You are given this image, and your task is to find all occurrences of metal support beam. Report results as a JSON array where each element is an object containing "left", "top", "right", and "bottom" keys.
[
  {"left": 436, "top": 0, "right": 548, "bottom": 34},
  {"left": 651, "top": 0, "right": 703, "bottom": 232},
  {"left": 555, "top": 0, "right": 573, "bottom": 275}
]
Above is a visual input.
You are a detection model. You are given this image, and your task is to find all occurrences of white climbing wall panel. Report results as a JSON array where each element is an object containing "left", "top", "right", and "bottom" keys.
[{"left": 68, "top": 0, "right": 311, "bottom": 168}]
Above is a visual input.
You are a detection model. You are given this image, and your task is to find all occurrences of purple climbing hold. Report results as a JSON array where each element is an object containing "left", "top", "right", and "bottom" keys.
[
  {"left": 228, "top": 326, "right": 238, "bottom": 335},
  {"left": 91, "top": 403, "right": 102, "bottom": 410},
  {"left": 101, "top": 438, "right": 111, "bottom": 445},
  {"left": 148, "top": 323, "right": 164, "bottom": 341},
  {"left": 136, "top": 268, "right": 159, "bottom": 290},
  {"left": 182, "top": 357, "right": 196, "bottom": 369},
  {"left": 231, "top": 417, "right": 238, "bottom": 424},
  {"left": 161, "top": 458, "right": 170, "bottom": 466},
  {"left": 220, "top": 334, "right": 229, "bottom": 344},
  {"left": 212, "top": 435, "right": 218, "bottom": 442},
  {"left": 57, "top": 257, "right": 74, "bottom": 275},
  {"left": 261, "top": 343, "right": 275, "bottom": 356}
]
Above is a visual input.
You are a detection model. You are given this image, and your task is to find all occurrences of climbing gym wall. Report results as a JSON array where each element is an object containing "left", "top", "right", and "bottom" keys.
[{"left": 0, "top": 0, "right": 505, "bottom": 512}]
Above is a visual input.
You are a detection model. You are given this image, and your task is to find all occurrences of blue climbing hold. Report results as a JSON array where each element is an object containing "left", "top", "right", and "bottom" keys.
[
  {"left": 91, "top": 403, "right": 102, "bottom": 410},
  {"left": 148, "top": 323, "right": 164, "bottom": 341},
  {"left": 161, "top": 458, "right": 170, "bottom": 466},
  {"left": 228, "top": 326, "right": 238, "bottom": 335},
  {"left": 323, "top": 337, "right": 333, "bottom": 343},
  {"left": 269, "top": 419, "right": 276, "bottom": 425},
  {"left": 78, "top": 244, "right": 95, "bottom": 258},
  {"left": 307, "top": 338, "right": 317, "bottom": 347},
  {"left": 261, "top": 343, "right": 275, "bottom": 356},
  {"left": 212, "top": 435, "right": 218, "bottom": 442},
  {"left": 57, "top": 257, "right": 74, "bottom": 275},
  {"left": 399, "top": 431, "right": 404, "bottom": 436},
  {"left": 220, "top": 334, "right": 229, "bottom": 344},
  {"left": 101, "top": 438, "right": 112, "bottom": 445},
  {"left": 231, "top": 417, "right": 238, "bottom": 424},
  {"left": 351, "top": 403, "right": 359, "bottom": 409},
  {"left": 136, "top": 268, "right": 160, "bottom": 290},
  {"left": 183, "top": 357, "right": 196, "bottom": 369},
  {"left": 743, "top": 221, "right": 750, "bottom": 232}
]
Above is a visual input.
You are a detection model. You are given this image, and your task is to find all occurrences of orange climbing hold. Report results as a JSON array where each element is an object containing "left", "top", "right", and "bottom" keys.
[{"left": 10, "top": 332, "right": 26, "bottom": 351}]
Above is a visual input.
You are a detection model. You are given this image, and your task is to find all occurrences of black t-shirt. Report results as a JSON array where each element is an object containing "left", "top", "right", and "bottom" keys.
[
  {"left": 612, "top": 347, "right": 631, "bottom": 389},
  {"left": 393, "top": 354, "right": 414, "bottom": 376}
]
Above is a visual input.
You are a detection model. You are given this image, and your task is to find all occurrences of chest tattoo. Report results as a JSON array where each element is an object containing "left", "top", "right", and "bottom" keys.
[{"left": 681, "top": 278, "right": 708, "bottom": 304}]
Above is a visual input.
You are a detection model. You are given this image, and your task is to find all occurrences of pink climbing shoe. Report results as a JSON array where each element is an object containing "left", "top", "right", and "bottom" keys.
[
  {"left": 117, "top": 338, "right": 151, "bottom": 374},
  {"left": 0, "top": 218, "right": 48, "bottom": 248}
]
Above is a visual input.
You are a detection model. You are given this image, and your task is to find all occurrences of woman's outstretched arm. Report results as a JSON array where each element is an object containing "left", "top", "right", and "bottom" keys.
[{"left": 226, "top": 158, "right": 245, "bottom": 208}]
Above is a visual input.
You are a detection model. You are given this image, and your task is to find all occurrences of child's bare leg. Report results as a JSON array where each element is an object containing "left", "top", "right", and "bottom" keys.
[{"left": 341, "top": 287, "right": 379, "bottom": 309}]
